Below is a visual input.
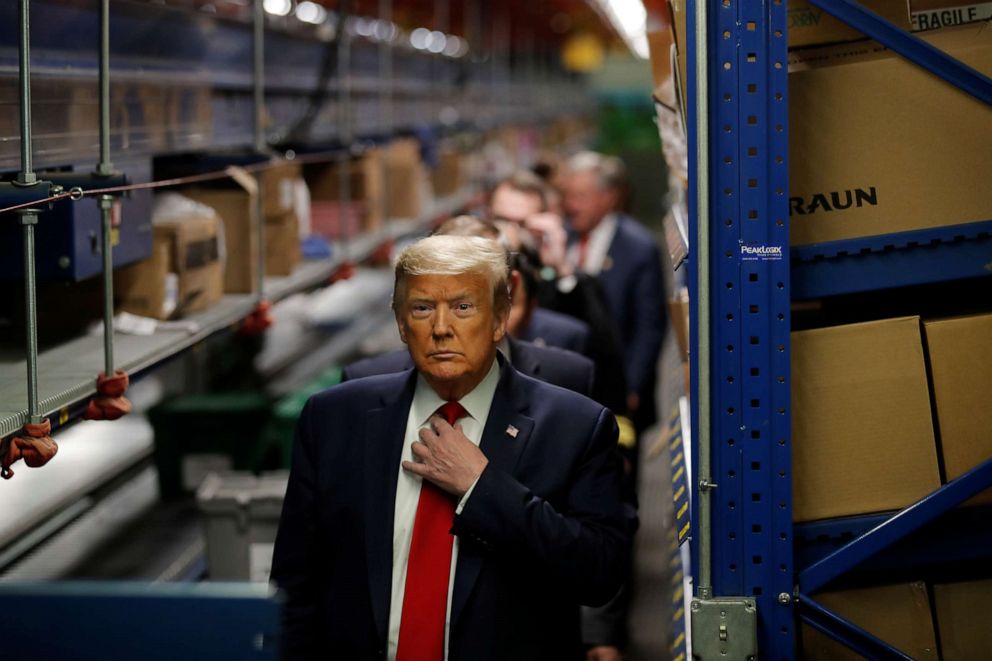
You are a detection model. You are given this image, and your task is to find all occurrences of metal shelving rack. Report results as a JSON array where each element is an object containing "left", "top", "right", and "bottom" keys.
[{"left": 686, "top": 1, "right": 992, "bottom": 659}]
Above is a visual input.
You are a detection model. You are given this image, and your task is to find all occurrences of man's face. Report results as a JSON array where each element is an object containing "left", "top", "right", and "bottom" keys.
[
  {"left": 491, "top": 184, "right": 543, "bottom": 226},
  {"left": 397, "top": 272, "right": 507, "bottom": 400},
  {"left": 564, "top": 170, "right": 616, "bottom": 235}
]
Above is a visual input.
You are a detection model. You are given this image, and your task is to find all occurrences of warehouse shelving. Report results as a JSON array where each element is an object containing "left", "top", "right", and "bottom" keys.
[
  {"left": 0, "top": 187, "right": 473, "bottom": 441},
  {"left": 684, "top": 0, "right": 992, "bottom": 659}
]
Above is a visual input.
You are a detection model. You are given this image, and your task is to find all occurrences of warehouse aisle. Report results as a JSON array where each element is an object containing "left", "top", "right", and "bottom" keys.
[{"left": 627, "top": 327, "right": 682, "bottom": 660}]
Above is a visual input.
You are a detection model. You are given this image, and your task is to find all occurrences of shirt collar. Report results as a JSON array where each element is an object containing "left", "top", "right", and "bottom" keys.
[{"left": 411, "top": 356, "right": 501, "bottom": 427}]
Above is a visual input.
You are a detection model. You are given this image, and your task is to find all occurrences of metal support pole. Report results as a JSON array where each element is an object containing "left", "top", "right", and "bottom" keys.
[
  {"left": 17, "top": 0, "right": 41, "bottom": 425},
  {"left": 337, "top": 0, "right": 353, "bottom": 255},
  {"left": 97, "top": 0, "right": 114, "bottom": 377},
  {"left": 435, "top": 0, "right": 449, "bottom": 128},
  {"left": 253, "top": 0, "right": 266, "bottom": 299},
  {"left": 692, "top": 0, "right": 713, "bottom": 600},
  {"left": 378, "top": 0, "right": 393, "bottom": 227}
]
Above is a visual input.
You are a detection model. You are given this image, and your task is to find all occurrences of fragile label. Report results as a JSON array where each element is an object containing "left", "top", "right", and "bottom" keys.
[{"left": 912, "top": 4, "right": 992, "bottom": 30}]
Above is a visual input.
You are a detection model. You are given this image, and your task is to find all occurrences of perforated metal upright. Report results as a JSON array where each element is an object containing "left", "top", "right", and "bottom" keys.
[{"left": 687, "top": 0, "right": 794, "bottom": 659}]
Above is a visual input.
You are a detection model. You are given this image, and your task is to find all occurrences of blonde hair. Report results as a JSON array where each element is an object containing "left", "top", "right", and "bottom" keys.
[{"left": 392, "top": 235, "right": 511, "bottom": 315}]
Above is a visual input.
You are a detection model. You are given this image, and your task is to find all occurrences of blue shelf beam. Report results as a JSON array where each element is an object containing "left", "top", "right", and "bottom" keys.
[
  {"left": 799, "top": 596, "right": 914, "bottom": 660},
  {"left": 791, "top": 219, "right": 992, "bottom": 299},
  {"left": 796, "top": 505, "right": 992, "bottom": 573},
  {"left": 799, "top": 456, "right": 992, "bottom": 594},
  {"left": 810, "top": 0, "right": 992, "bottom": 107}
]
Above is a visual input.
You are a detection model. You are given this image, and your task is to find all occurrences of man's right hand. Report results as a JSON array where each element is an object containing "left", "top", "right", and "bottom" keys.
[{"left": 524, "top": 212, "right": 571, "bottom": 276}]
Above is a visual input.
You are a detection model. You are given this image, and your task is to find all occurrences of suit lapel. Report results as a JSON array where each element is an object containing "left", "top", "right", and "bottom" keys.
[
  {"left": 450, "top": 363, "right": 535, "bottom": 627},
  {"left": 364, "top": 369, "right": 417, "bottom": 644}
]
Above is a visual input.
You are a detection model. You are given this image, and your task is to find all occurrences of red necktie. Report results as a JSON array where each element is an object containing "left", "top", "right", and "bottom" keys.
[{"left": 396, "top": 401, "right": 467, "bottom": 661}]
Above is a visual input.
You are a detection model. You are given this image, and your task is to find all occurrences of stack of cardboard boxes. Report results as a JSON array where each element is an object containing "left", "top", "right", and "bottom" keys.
[
  {"left": 115, "top": 159, "right": 307, "bottom": 320},
  {"left": 792, "top": 311, "right": 992, "bottom": 658}
]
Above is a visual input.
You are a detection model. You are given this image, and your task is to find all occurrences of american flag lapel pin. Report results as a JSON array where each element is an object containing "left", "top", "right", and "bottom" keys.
[{"left": 506, "top": 425, "right": 519, "bottom": 438}]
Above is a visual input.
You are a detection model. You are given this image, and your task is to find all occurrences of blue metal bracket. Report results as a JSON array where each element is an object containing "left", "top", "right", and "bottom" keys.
[
  {"left": 799, "top": 595, "right": 914, "bottom": 660},
  {"left": 799, "top": 455, "right": 992, "bottom": 593},
  {"left": 809, "top": 0, "right": 992, "bottom": 107}
]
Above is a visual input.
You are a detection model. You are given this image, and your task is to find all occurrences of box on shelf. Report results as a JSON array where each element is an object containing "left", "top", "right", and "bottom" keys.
[
  {"left": 197, "top": 471, "right": 289, "bottom": 582},
  {"left": 115, "top": 203, "right": 223, "bottom": 320},
  {"left": 182, "top": 167, "right": 259, "bottom": 294},
  {"left": 801, "top": 582, "right": 938, "bottom": 660},
  {"left": 791, "top": 316, "right": 940, "bottom": 522},
  {"left": 910, "top": 0, "right": 992, "bottom": 30},
  {"left": 260, "top": 160, "right": 303, "bottom": 219},
  {"left": 431, "top": 147, "right": 463, "bottom": 198},
  {"left": 789, "top": 25, "right": 992, "bottom": 246},
  {"left": 933, "top": 579, "right": 992, "bottom": 660},
  {"left": 385, "top": 138, "right": 427, "bottom": 220},
  {"left": 305, "top": 150, "right": 384, "bottom": 234},
  {"left": 265, "top": 209, "right": 301, "bottom": 276},
  {"left": 923, "top": 313, "right": 992, "bottom": 505}
]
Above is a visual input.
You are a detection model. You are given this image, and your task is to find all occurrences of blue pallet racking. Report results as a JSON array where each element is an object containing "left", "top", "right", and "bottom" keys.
[{"left": 686, "top": 1, "right": 992, "bottom": 658}]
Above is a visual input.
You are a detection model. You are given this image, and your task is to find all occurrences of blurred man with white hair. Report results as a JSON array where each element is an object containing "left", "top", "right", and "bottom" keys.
[{"left": 273, "top": 235, "right": 634, "bottom": 661}]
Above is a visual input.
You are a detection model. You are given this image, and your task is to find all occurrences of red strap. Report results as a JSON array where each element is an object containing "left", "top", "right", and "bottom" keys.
[
  {"left": 1, "top": 418, "right": 57, "bottom": 480},
  {"left": 239, "top": 299, "right": 273, "bottom": 336},
  {"left": 395, "top": 401, "right": 467, "bottom": 661}
]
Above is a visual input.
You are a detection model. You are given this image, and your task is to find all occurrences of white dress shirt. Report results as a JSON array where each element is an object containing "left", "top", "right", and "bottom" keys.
[
  {"left": 568, "top": 212, "right": 618, "bottom": 276},
  {"left": 386, "top": 358, "right": 500, "bottom": 661}
]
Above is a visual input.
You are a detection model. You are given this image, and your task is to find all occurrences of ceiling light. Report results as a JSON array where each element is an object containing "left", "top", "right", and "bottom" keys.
[
  {"left": 295, "top": 1, "right": 326, "bottom": 24},
  {"left": 591, "top": 0, "right": 649, "bottom": 59},
  {"left": 410, "top": 27, "right": 430, "bottom": 50},
  {"left": 427, "top": 30, "right": 447, "bottom": 54},
  {"left": 263, "top": 0, "right": 292, "bottom": 17},
  {"left": 442, "top": 35, "right": 462, "bottom": 57}
]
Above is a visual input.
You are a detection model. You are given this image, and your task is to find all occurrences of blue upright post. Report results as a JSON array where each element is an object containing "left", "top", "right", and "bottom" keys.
[{"left": 688, "top": 0, "right": 794, "bottom": 658}]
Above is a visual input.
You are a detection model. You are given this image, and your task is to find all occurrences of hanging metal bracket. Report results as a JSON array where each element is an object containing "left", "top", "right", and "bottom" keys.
[{"left": 690, "top": 597, "right": 758, "bottom": 661}]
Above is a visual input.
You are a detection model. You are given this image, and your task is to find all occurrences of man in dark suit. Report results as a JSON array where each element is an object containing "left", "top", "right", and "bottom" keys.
[
  {"left": 271, "top": 235, "right": 632, "bottom": 661},
  {"left": 564, "top": 152, "right": 666, "bottom": 433}
]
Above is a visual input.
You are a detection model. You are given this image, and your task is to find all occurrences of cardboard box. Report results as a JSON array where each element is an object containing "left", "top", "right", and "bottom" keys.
[
  {"left": 788, "top": 1, "right": 912, "bottom": 48},
  {"left": 305, "top": 150, "right": 385, "bottom": 232},
  {"left": 923, "top": 313, "right": 992, "bottom": 504},
  {"left": 385, "top": 138, "right": 426, "bottom": 220},
  {"left": 431, "top": 148, "right": 463, "bottom": 198},
  {"left": 116, "top": 213, "right": 223, "bottom": 320},
  {"left": 789, "top": 25, "right": 992, "bottom": 246},
  {"left": 260, "top": 161, "right": 303, "bottom": 218},
  {"left": 911, "top": 0, "right": 992, "bottom": 30},
  {"left": 933, "top": 579, "right": 992, "bottom": 660},
  {"left": 182, "top": 168, "right": 259, "bottom": 294},
  {"left": 801, "top": 582, "right": 938, "bottom": 660},
  {"left": 265, "top": 210, "right": 301, "bottom": 276},
  {"left": 791, "top": 317, "right": 940, "bottom": 522}
]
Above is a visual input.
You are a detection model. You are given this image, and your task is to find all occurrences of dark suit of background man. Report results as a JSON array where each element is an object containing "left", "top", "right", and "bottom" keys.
[
  {"left": 564, "top": 152, "right": 666, "bottom": 433},
  {"left": 272, "top": 235, "right": 633, "bottom": 660}
]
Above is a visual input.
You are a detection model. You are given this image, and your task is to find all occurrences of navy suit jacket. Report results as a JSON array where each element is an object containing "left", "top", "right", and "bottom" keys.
[
  {"left": 271, "top": 360, "right": 633, "bottom": 660},
  {"left": 592, "top": 215, "right": 666, "bottom": 405},
  {"left": 520, "top": 308, "right": 592, "bottom": 356},
  {"left": 342, "top": 337, "right": 595, "bottom": 399}
]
